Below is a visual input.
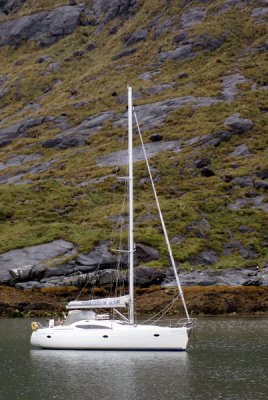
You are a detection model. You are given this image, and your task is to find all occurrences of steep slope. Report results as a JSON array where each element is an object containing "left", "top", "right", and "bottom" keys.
[{"left": 0, "top": 0, "right": 267, "bottom": 287}]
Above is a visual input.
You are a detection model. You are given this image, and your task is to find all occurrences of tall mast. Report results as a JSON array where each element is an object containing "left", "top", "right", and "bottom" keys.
[{"left": 128, "top": 86, "right": 135, "bottom": 324}]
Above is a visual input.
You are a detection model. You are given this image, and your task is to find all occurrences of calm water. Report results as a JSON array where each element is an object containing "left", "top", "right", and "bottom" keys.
[{"left": 0, "top": 317, "right": 267, "bottom": 400}]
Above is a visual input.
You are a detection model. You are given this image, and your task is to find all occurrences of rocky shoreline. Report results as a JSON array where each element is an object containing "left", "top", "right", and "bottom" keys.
[
  {"left": 1, "top": 284, "right": 268, "bottom": 319},
  {"left": 1, "top": 239, "right": 268, "bottom": 318}
]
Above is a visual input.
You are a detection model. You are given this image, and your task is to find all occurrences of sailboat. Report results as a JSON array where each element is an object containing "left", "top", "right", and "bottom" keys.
[{"left": 30, "top": 87, "right": 195, "bottom": 350}]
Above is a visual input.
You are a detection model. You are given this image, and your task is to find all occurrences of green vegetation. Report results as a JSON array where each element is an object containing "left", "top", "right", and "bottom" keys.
[{"left": 0, "top": 0, "right": 267, "bottom": 269}]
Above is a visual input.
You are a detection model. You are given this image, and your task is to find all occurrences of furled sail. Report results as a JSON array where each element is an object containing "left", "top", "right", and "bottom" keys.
[{"left": 66, "top": 295, "right": 130, "bottom": 310}]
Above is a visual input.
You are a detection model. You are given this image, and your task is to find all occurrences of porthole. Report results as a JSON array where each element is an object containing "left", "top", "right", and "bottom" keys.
[
  {"left": 47, "top": 335, "right": 51, "bottom": 338},
  {"left": 154, "top": 334, "right": 160, "bottom": 337},
  {"left": 103, "top": 335, "right": 109, "bottom": 338}
]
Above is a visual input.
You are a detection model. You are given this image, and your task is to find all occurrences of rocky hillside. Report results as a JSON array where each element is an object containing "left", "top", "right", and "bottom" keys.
[{"left": 0, "top": 0, "right": 267, "bottom": 289}]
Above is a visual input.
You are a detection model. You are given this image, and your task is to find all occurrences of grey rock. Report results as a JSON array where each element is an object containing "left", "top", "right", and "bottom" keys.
[
  {"left": 239, "top": 245, "right": 259, "bottom": 259},
  {"left": 228, "top": 195, "right": 267, "bottom": 211},
  {"left": 42, "top": 135, "right": 86, "bottom": 149},
  {"left": 180, "top": 7, "right": 206, "bottom": 29},
  {"left": 239, "top": 225, "right": 256, "bottom": 233},
  {"left": 112, "top": 47, "right": 137, "bottom": 60},
  {"left": 97, "top": 140, "right": 181, "bottom": 167},
  {"left": 0, "top": 115, "right": 70, "bottom": 148},
  {"left": 251, "top": 7, "right": 268, "bottom": 18},
  {"left": 42, "top": 111, "right": 115, "bottom": 149},
  {"left": 125, "top": 28, "right": 147, "bottom": 46},
  {"left": 223, "top": 241, "right": 243, "bottom": 256},
  {"left": 187, "top": 218, "right": 211, "bottom": 238},
  {"left": 144, "top": 83, "right": 174, "bottom": 95},
  {"left": 47, "top": 62, "right": 61, "bottom": 72},
  {"left": 158, "top": 44, "right": 194, "bottom": 62},
  {"left": 135, "top": 243, "right": 160, "bottom": 264},
  {"left": 195, "top": 158, "right": 211, "bottom": 168},
  {"left": 0, "top": 5, "right": 84, "bottom": 48},
  {"left": 254, "top": 180, "right": 268, "bottom": 190},
  {"left": 36, "top": 55, "right": 51, "bottom": 63},
  {"left": 15, "top": 281, "right": 42, "bottom": 290},
  {"left": 152, "top": 16, "right": 176, "bottom": 40},
  {"left": 139, "top": 71, "right": 156, "bottom": 81},
  {"left": 0, "top": 162, "right": 5, "bottom": 170},
  {"left": 76, "top": 241, "right": 117, "bottom": 269},
  {"left": 87, "top": 42, "right": 96, "bottom": 52},
  {"left": 134, "top": 267, "right": 165, "bottom": 287},
  {"left": 0, "top": 0, "right": 25, "bottom": 14},
  {"left": 221, "top": 74, "right": 248, "bottom": 101},
  {"left": 92, "top": 0, "right": 137, "bottom": 21},
  {"left": 232, "top": 176, "right": 253, "bottom": 187},
  {"left": 115, "top": 96, "right": 219, "bottom": 131},
  {"left": 224, "top": 113, "right": 254, "bottom": 133},
  {"left": 6, "top": 153, "right": 42, "bottom": 166},
  {"left": 173, "top": 32, "right": 188, "bottom": 44},
  {"left": 229, "top": 144, "right": 250, "bottom": 157},
  {"left": 0, "top": 240, "right": 75, "bottom": 283},
  {"left": 256, "top": 169, "right": 268, "bottom": 180},
  {"left": 191, "top": 250, "right": 219, "bottom": 266}
]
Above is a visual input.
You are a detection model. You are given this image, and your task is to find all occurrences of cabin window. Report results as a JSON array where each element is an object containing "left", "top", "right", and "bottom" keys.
[
  {"left": 75, "top": 325, "right": 111, "bottom": 330},
  {"left": 103, "top": 335, "right": 109, "bottom": 338},
  {"left": 47, "top": 336, "right": 51, "bottom": 338},
  {"left": 154, "top": 334, "right": 160, "bottom": 337}
]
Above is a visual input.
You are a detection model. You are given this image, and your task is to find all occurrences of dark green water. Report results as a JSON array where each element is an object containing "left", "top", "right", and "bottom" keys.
[{"left": 0, "top": 317, "right": 267, "bottom": 400}]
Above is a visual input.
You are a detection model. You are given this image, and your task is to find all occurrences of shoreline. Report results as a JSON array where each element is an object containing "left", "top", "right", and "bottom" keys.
[{"left": 1, "top": 285, "right": 268, "bottom": 318}]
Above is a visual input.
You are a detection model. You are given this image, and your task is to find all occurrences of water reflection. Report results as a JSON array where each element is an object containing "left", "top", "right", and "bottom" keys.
[
  {"left": 30, "top": 350, "right": 190, "bottom": 400},
  {"left": 1, "top": 317, "right": 268, "bottom": 400}
]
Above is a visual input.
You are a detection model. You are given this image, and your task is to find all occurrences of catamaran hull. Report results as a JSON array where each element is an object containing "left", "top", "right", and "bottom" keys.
[{"left": 31, "top": 325, "right": 190, "bottom": 351}]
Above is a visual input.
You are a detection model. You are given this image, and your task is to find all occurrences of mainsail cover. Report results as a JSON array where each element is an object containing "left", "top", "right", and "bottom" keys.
[{"left": 66, "top": 295, "right": 130, "bottom": 310}]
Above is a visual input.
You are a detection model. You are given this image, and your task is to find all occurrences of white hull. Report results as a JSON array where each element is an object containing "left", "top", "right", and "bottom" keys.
[{"left": 31, "top": 320, "right": 191, "bottom": 351}]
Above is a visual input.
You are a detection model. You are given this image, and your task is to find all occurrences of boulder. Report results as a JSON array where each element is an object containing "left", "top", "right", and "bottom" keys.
[
  {"left": 0, "top": 240, "right": 75, "bottom": 283},
  {"left": 76, "top": 241, "right": 118, "bottom": 269},
  {"left": 134, "top": 267, "right": 166, "bottom": 287},
  {"left": 0, "top": 5, "right": 84, "bottom": 48},
  {"left": 158, "top": 44, "right": 194, "bottom": 62},
  {"left": 191, "top": 250, "right": 219, "bottom": 266},
  {"left": 231, "top": 176, "right": 253, "bottom": 187},
  {"left": 224, "top": 113, "right": 254, "bottom": 133},
  {"left": 229, "top": 144, "right": 250, "bottom": 157}
]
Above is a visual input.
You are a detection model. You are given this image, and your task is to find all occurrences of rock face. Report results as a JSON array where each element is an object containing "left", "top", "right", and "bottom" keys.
[
  {"left": 97, "top": 140, "right": 181, "bottom": 167},
  {"left": 0, "top": 116, "right": 70, "bottom": 147},
  {"left": 0, "top": 5, "right": 84, "bottom": 47},
  {"left": 0, "top": 240, "right": 75, "bottom": 283},
  {"left": 0, "top": 0, "right": 25, "bottom": 15},
  {"left": 42, "top": 111, "right": 115, "bottom": 149}
]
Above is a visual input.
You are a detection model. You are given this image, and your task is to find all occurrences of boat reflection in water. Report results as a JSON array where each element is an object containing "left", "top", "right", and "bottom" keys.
[{"left": 30, "top": 349, "right": 190, "bottom": 399}]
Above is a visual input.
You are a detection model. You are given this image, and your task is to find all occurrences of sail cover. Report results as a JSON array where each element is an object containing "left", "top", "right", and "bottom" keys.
[{"left": 66, "top": 295, "right": 130, "bottom": 310}]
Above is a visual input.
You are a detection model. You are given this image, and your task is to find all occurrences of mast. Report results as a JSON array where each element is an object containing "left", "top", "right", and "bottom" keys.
[{"left": 128, "top": 86, "right": 135, "bottom": 324}]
